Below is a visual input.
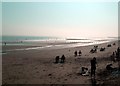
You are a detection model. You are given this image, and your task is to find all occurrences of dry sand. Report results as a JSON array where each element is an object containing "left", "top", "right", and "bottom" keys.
[{"left": 2, "top": 41, "right": 120, "bottom": 85}]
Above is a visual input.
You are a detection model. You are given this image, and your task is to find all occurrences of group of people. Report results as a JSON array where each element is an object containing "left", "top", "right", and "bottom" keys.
[
  {"left": 90, "top": 46, "right": 98, "bottom": 53},
  {"left": 80, "top": 47, "right": 120, "bottom": 78},
  {"left": 54, "top": 43, "right": 119, "bottom": 78},
  {"left": 74, "top": 50, "right": 82, "bottom": 57},
  {"left": 55, "top": 55, "right": 66, "bottom": 63},
  {"left": 107, "top": 44, "right": 112, "bottom": 47},
  {"left": 80, "top": 57, "right": 97, "bottom": 78},
  {"left": 100, "top": 47, "right": 105, "bottom": 51},
  {"left": 111, "top": 47, "right": 120, "bottom": 62},
  {"left": 90, "top": 43, "right": 116, "bottom": 53},
  {"left": 89, "top": 45, "right": 118, "bottom": 78}
]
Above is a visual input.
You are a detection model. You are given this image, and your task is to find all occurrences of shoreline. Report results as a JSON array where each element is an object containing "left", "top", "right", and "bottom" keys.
[{"left": 2, "top": 40, "right": 116, "bottom": 53}]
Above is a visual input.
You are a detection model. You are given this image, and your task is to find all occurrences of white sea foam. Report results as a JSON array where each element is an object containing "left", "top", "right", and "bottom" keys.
[{"left": 2, "top": 36, "right": 118, "bottom": 53}]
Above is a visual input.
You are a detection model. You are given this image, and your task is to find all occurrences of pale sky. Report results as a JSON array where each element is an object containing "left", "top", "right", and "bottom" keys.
[{"left": 2, "top": 1, "right": 118, "bottom": 38}]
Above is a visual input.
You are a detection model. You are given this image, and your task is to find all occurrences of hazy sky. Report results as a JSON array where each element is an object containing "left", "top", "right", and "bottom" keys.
[{"left": 2, "top": 2, "right": 118, "bottom": 38}]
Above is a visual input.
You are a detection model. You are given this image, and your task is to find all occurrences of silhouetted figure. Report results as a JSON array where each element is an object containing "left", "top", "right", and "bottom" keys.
[
  {"left": 117, "top": 47, "right": 120, "bottom": 54},
  {"left": 90, "top": 49, "right": 97, "bottom": 53},
  {"left": 117, "top": 47, "right": 120, "bottom": 70},
  {"left": 4, "top": 42, "right": 6, "bottom": 46},
  {"left": 80, "top": 67, "right": 86, "bottom": 75},
  {"left": 79, "top": 50, "right": 82, "bottom": 56},
  {"left": 100, "top": 47, "right": 105, "bottom": 51},
  {"left": 107, "top": 44, "right": 111, "bottom": 47},
  {"left": 106, "top": 64, "right": 113, "bottom": 71},
  {"left": 91, "top": 57, "right": 97, "bottom": 78},
  {"left": 113, "top": 43, "right": 116, "bottom": 45},
  {"left": 55, "top": 56, "right": 59, "bottom": 63},
  {"left": 94, "top": 45, "right": 98, "bottom": 49},
  {"left": 90, "top": 49, "right": 93, "bottom": 53},
  {"left": 95, "top": 49, "right": 97, "bottom": 52},
  {"left": 112, "top": 52, "right": 115, "bottom": 56},
  {"left": 115, "top": 50, "right": 118, "bottom": 58},
  {"left": 82, "top": 68, "right": 89, "bottom": 76},
  {"left": 111, "top": 52, "right": 115, "bottom": 62},
  {"left": 61, "top": 55, "right": 65, "bottom": 63},
  {"left": 74, "top": 51, "right": 77, "bottom": 57},
  {"left": 116, "top": 47, "right": 120, "bottom": 60}
]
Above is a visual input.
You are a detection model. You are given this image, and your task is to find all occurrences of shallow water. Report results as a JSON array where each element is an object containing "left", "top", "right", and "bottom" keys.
[
  {"left": 1, "top": 36, "right": 118, "bottom": 53},
  {"left": 2, "top": 41, "right": 110, "bottom": 53}
]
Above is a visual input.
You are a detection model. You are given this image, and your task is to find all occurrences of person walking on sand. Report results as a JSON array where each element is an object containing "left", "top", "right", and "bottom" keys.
[{"left": 91, "top": 57, "right": 97, "bottom": 78}]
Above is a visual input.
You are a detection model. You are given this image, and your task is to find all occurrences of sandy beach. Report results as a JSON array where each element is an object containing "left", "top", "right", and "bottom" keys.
[{"left": 2, "top": 41, "right": 120, "bottom": 85}]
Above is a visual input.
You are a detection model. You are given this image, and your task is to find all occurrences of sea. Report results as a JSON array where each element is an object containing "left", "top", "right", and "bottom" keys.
[{"left": 0, "top": 36, "right": 119, "bottom": 53}]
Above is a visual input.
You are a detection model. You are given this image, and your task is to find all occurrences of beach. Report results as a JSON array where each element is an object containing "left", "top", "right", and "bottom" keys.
[
  {"left": 2, "top": 40, "right": 120, "bottom": 85},
  {"left": 2, "top": 1, "right": 119, "bottom": 85}
]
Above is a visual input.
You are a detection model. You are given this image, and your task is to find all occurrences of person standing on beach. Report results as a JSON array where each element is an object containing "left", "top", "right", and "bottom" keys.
[
  {"left": 79, "top": 50, "right": 82, "bottom": 56},
  {"left": 4, "top": 42, "right": 6, "bottom": 46},
  {"left": 117, "top": 47, "right": 120, "bottom": 70},
  {"left": 61, "top": 55, "right": 65, "bottom": 63},
  {"left": 74, "top": 51, "right": 77, "bottom": 57},
  {"left": 90, "top": 57, "right": 97, "bottom": 78},
  {"left": 117, "top": 47, "right": 120, "bottom": 53},
  {"left": 55, "top": 56, "right": 60, "bottom": 63}
]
